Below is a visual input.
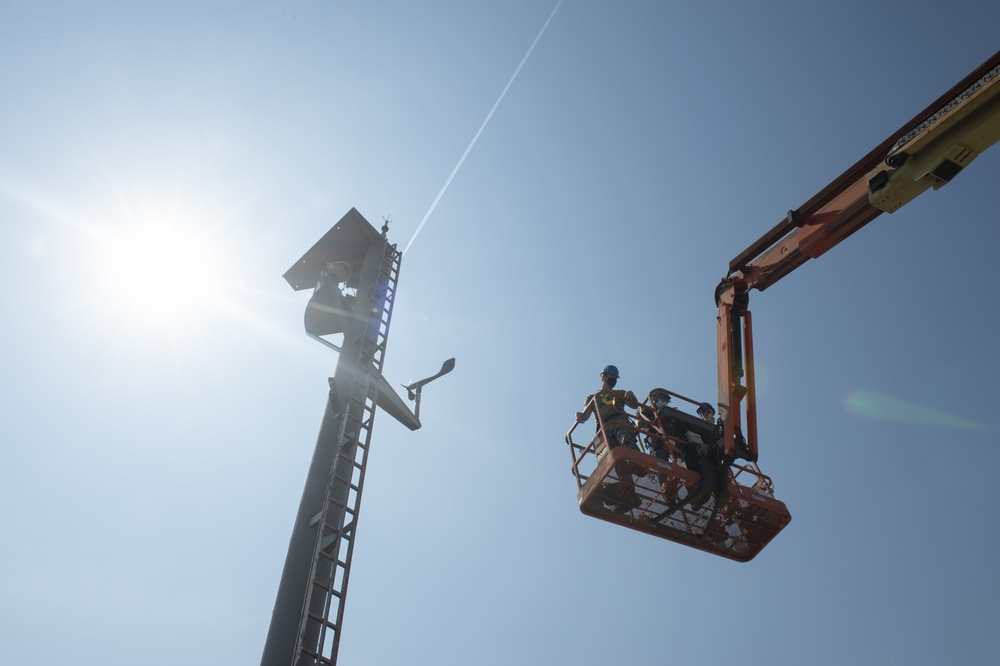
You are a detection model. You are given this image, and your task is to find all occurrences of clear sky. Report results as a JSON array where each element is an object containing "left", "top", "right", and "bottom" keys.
[{"left": 2, "top": 2, "right": 998, "bottom": 665}]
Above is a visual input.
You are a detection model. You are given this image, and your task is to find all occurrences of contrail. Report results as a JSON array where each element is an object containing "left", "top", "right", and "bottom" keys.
[{"left": 403, "top": 0, "right": 563, "bottom": 255}]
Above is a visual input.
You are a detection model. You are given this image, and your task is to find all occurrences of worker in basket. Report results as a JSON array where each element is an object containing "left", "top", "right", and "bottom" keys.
[
  {"left": 651, "top": 401, "right": 733, "bottom": 529},
  {"left": 575, "top": 364, "right": 640, "bottom": 451},
  {"left": 639, "top": 389, "right": 678, "bottom": 463},
  {"left": 576, "top": 364, "right": 641, "bottom": 511}
]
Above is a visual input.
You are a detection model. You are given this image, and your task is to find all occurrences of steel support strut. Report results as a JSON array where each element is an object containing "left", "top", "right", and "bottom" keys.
[
  {"left": 715, "top": 278, "right": 753, "bottom": 461},
  {"left": 265, "top": 210, "right": 401, "bottom": 666}
]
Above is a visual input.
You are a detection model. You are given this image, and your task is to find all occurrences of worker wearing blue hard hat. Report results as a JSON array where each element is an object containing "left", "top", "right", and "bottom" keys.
[
  {"left": 576, "top": 364, "right": 642, "bottom": 512},
  {"left": 576, "top": 364, "right": 639, "bottom": 449},
  {"left": 641, "top": 388, "right": 676, "bottom": 463}
]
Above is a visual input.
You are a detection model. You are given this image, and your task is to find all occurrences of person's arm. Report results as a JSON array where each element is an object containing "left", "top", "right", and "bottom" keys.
[
  {"left": 576, "top": 393, "right": 595, "bottom": 423},
  {"left": 624, "top": 390, "right": 640, "bottom": 409}
]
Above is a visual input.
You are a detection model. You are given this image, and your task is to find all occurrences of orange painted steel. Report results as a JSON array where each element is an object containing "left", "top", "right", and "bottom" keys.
[
  {"left": 743, "top": 310, "right": 758, "bottom": 462},
  {"left": 710, "top": 48, "right": 1000, "bottom": 544},
  {"left": 569, "top": 49, "right": 1000, "bottom": 561},
  {"left": 730, "top": 49, "right": 1000, "bottom": 281},
  {"left": 567, "top": 393, "right": 790, "bottom": 562}
]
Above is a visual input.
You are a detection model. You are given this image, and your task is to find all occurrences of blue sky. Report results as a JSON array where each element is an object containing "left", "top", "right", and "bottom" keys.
[{"left": 2, "top": 2, "right": 998, "bottom": 665}]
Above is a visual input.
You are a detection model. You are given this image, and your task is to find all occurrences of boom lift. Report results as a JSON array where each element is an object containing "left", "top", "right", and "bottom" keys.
[{"left": 567, "top": 49, "right": 1000, "bottom": 562}]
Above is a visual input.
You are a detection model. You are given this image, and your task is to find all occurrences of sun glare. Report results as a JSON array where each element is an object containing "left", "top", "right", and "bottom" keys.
[{"left": 93, "top": 222, "right": 230, "bottom": 338}]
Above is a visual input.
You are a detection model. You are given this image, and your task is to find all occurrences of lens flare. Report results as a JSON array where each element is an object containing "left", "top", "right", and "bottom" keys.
[{"left": 845, "top": 390, "right": 992, "bottom": 432}]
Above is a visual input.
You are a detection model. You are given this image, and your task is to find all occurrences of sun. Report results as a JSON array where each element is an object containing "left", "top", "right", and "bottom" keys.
[{"left": 91, "top": 220, "right": 231, "bottom": 339}]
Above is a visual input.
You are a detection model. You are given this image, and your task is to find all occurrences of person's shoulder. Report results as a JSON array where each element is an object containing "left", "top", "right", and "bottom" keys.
[{"left": 613, "top": 389, "right": 636, "bottom": 403}]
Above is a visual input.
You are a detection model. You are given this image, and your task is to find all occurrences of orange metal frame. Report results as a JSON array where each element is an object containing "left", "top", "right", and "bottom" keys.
[
  {"left": 716, "top": 48, "right": 1000, "bottom": 475},
  {"left": 566, "top": 392, "right": 791, "bottom": 562},
  {"left": 569, "top": 49, "right": 1000, "bottom": 561}
]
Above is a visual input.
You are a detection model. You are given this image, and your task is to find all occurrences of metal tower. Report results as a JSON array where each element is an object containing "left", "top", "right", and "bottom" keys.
[{"left": 262, "top": 208, "right": 452, "bottom": 666}]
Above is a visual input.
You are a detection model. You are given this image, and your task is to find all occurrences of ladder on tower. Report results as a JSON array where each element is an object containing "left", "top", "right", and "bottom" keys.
[{"left": 294, "top": 240, "right": 401, "bottom": 665}]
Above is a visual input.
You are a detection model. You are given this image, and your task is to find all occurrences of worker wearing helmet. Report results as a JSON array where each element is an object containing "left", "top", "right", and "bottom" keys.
[
  {"left": 576, "top": 365, "right": 641, "bottom": 512},
  {"left": 681, "top": 401, "right": 729, "bottom": 512},
  {"left": 640, "top": 389, "right": 678, "bottom": 462},
  {"left": 576, "top": 365, "right": 640, "bottom": 451},
  {"left": 694, "top": 400, "right": 753, "bottom": 462},
  {"left": 649, "top": 388, "right": 672, "bottom": 413}
]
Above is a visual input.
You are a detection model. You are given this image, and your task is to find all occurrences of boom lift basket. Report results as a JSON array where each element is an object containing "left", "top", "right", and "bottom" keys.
[{"left": 567, "top": 391, "right": 791, "bottom": 562}]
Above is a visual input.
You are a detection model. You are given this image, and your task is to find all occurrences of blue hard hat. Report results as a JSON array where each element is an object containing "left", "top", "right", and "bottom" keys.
[
  {"left": 601, "top": 365, "right": 620, "bottom": 377},
  {"left": 697, "top": 402, "right": 715, "bottom": 416}
]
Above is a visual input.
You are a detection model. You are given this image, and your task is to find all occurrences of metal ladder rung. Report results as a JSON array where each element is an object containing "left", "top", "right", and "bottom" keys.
[
  {"left": 321, "top": 531, "right": 352, "bottom": 552},
  {"left": 331, "top": 468, "right": 351, "bottom": 483},
  {"left": 306, "top": 612, "right": 339, "bottom": 631},
  {"left": 288, "top": 245, "right": 400, "bottom": 666},
  {"left": 316, "top": 549, "right": 338, "bottom": 564},
  {"left": 310, "top": 579, "right": 343, "bottom": 600},
  {"left": 317, "top": 513, "right": 350, "bottom": 534},
  {"left": 300, "top": 649, "right": 336, "bottom": 666}
]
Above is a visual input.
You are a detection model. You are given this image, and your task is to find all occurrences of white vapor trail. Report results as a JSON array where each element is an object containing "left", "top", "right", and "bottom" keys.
[{"left": 403, "top": 0, "right": 563, "bottom": 255}]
